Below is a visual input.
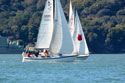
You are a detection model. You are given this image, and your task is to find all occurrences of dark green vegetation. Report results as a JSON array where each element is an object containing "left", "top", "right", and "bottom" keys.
[{"left": 0, "top": 0, "right": 125, "bottom": 53}]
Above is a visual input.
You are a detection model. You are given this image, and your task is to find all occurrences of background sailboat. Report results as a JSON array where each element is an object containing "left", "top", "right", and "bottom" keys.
[
  {"left": 68, "top": 0, "right": 78, "bottom": 54},
  {"left": 68, "top": 0, "right": 89, "bottom": 60},
  {"left": 73, "top": 11, "right": 89, "bottom": 59}
]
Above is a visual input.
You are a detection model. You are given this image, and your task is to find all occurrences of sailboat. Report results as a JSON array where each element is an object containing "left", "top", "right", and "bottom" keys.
[
  {"left": 22, "top": 0, "right": 77, "bottom": 62},
  {"left": 69, "top": 0, "right": 89, "bottom": 60},
  {"left": 74, "top": 11, "right": 89, "bottom": 59}
]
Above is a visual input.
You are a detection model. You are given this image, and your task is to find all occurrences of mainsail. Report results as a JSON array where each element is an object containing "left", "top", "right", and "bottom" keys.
[
  {"left": 35, "top": 0, "right": 53, "bottom": 49},
  {"left": 73, "top": 11, "right": 89, "bottom": 54},
  {"left": 49, "top": 0, "right": 74, "bottom": 54}
]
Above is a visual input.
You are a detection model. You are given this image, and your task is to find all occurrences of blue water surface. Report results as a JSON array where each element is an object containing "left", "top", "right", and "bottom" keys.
[{"left": 0, "top": 54, "right": 125, "bottom": 83}]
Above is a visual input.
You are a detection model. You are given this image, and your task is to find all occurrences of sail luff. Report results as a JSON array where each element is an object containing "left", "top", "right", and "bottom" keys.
[{"left": 35, "top": 0, "right": 53, "bottom": 49}]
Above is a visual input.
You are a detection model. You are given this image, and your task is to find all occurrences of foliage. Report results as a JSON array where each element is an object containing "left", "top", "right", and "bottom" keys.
[{"left": 0, "top": 0, "right": 125, "bottom": 53}]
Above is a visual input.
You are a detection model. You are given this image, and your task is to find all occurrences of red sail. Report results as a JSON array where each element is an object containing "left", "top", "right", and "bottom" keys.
[{"left": 77, "top": 34, "right": 82, "bottom": 41}]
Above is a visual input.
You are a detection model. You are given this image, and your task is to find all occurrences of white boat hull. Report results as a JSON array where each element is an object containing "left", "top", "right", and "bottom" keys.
[
  {"left": 22, "top": 54, "right": 77, "bottom": 62},
  {"left": 76, "top": 54, "right": 89, "bottom": 60}
]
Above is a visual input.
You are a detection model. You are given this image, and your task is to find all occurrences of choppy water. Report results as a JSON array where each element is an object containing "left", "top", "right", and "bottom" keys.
[{"left": 0, "top": 54, "right": 125, "bottom": 83}]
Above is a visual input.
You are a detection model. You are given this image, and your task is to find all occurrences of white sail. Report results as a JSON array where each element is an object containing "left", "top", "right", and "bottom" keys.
[
  {"left": 49, "top": 0, "right": 74, "bottom": 54},
  {"left": 68, "top": 0, "right": 77, "bottom": 54},
  {"left": 69, "top": 0, "right": 75, "bottom": 37},
  {"left": 73, "top": 11, "right": 89, "bottom": 55},
  {"left": 69, "top": 0, "right": 73, "bottom": 22},
  {"left": 35, "top": 0, "right": 53, "bottom": 49},
  {"left": 22, "top": 0, "right": 77, "bottom": 62}
]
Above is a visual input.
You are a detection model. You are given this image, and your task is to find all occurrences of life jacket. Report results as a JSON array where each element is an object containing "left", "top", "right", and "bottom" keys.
[
  {"left": 27, "top": 53, "right": 31, "bottom": 57},
  {"left": 77, "top": 34, "right": 82, "bottom": 41},
  {"left": 44, "top": 50, "right": 48, "bottom": 56}
]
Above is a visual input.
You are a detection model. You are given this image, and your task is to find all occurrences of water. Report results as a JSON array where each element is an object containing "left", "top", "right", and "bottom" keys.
[{"left": 0, "top": 54, "right": 125, "bottom": 83}]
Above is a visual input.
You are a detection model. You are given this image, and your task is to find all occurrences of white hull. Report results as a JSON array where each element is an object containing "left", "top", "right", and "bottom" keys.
[
  {"left": 22, "top": 54, "right": 77, "bottom": 62},
  {"left": 76, "top": 54, "right": 89, "bottom": 60}
]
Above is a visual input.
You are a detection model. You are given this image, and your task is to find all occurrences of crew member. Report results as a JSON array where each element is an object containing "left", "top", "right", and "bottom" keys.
[
  {"left": 35, "top": 50, "right": 39, "bottom": 57},
  {"left": 27, "top": 51, "right": 32, "bottom": 57},
  {"left": 44, "top": 49, "right": 48, "bottom": 57}
]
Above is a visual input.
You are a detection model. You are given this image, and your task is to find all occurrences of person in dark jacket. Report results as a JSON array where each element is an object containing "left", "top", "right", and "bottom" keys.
[{"left": 35, "top": 50, "right": 39, "bottom": 57}]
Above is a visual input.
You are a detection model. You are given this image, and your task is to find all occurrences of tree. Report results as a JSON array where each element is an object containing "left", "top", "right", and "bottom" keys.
[
  {"left": 106, "top": 24, "right": 125, "bottom": 53},
  {"left": 96, "top": 9, "right": 112, "bottom": 17}
]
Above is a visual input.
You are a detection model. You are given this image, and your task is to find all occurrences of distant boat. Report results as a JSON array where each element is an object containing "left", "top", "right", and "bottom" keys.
[
  {"left": 74, "top": 11, "right": 89, "bottom": 59},
  {"left": 22, "top": 0, "right": 77, "bottom": 62},
  {"left": 68, "top": 0, "right": 89, "bottom": 60}
]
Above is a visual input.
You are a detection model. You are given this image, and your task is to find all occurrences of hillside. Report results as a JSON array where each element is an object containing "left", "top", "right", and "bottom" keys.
[{"left": 0, "top": 0, "right": 125, "bottom": 53}]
